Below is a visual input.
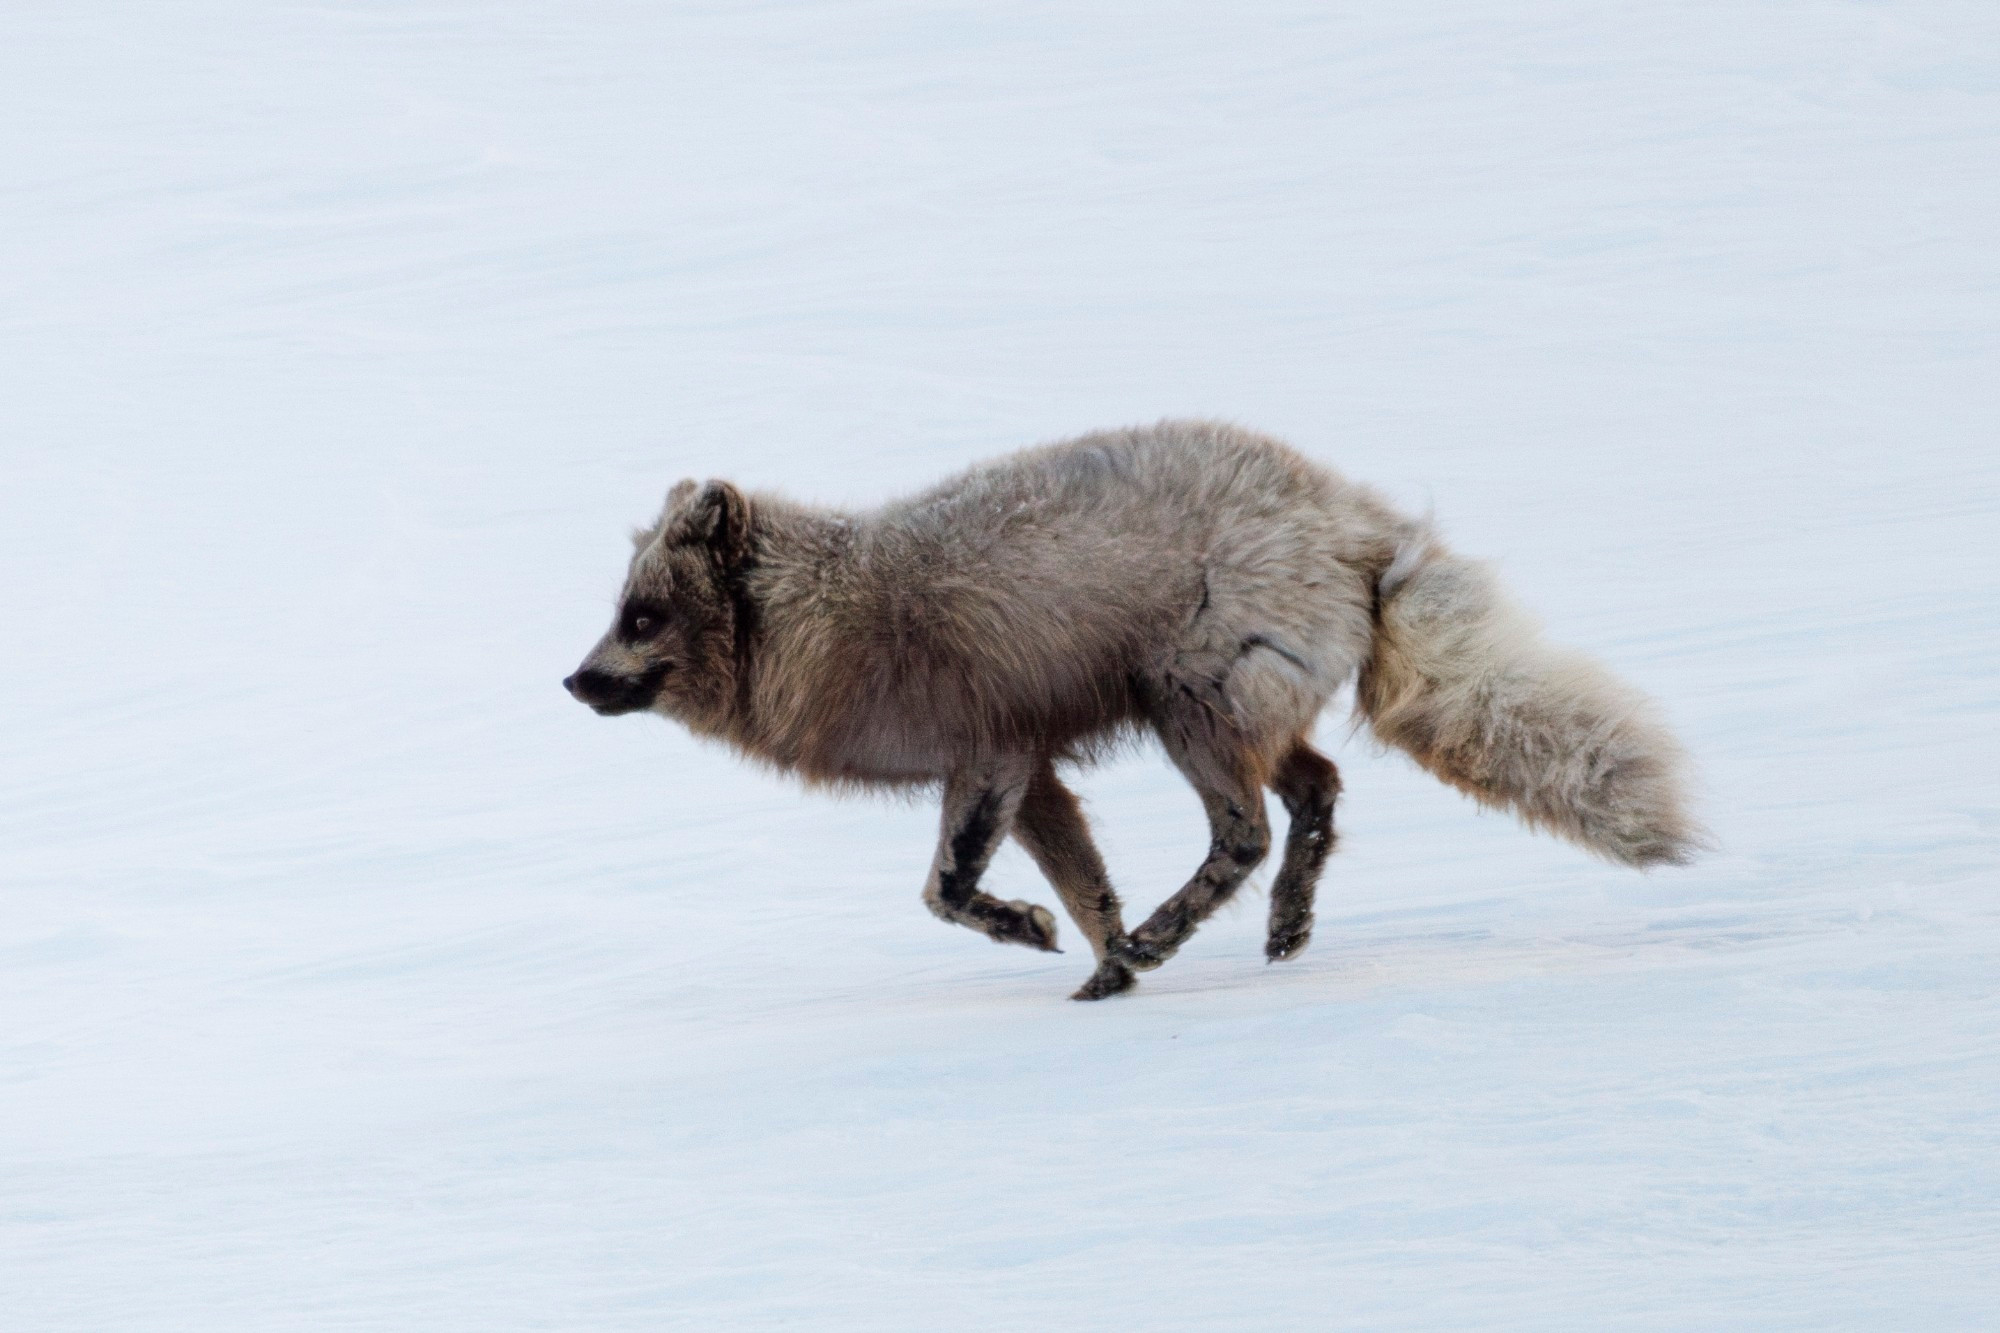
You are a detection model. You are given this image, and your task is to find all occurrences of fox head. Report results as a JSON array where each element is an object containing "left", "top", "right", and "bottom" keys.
[{"left": 565, "top": 479, "right": 752, "bottom": 733}]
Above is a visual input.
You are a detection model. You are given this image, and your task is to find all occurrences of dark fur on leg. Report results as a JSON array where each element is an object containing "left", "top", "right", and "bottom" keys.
[
  {"left": 1072, "top": 957, "right": 1137, "bottom": 1000},
  {"left": 923, "top": 760, "right": 1062, "bottom": 952},
  {"left": 1266, "top": 741, "right": 1339, "bottom": 962}
]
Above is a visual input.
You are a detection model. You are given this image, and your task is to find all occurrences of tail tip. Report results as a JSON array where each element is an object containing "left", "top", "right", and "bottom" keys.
[{"left": 1621, "top": 823, "right": 1714, "bottom": 869}]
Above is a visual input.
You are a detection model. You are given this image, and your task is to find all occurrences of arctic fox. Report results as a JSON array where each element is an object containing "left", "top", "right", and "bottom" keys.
[{"left": 565, "top": 420, "right": 1701, "bottom": 999}]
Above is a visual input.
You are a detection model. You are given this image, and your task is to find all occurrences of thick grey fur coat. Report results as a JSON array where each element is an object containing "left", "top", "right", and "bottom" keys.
[{"left": 567, "top": 420, "right": 1701, "bottom": 999}]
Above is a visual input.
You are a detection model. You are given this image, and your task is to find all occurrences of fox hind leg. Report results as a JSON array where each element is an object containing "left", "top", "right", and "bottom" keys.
[
  {"left": 1108, "top": 700, "right": 1272, "bottom": 973},
  {"left": 1266, "top": 740, "right": 1339, "bottom": 962},
  {"left": 1012, "top": 759, "right": 1135, "bottom": 1000},
  {"left": 923, "top": 757, "right": 1060, "bottom": 953}
]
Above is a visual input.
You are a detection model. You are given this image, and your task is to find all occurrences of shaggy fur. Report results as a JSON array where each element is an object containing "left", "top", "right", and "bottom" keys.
[{"left": 565, "top": 420, "right": 1702, "bottom": 999}]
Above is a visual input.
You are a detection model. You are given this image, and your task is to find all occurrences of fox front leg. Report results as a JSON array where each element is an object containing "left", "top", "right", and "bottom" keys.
[
  {"left": 922, "top": 757, "right": 1060, "bottom": 953},
  {"left": 1012, "top": 760, "right": 1135, "bottom": 1000}
]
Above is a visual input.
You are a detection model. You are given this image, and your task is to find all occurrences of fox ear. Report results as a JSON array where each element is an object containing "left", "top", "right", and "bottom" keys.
[
  {"left": 659, "top": 478, "right": 698, "bottom": 523},
  {"left": 695, "top": 480, "right": 752, "bottom": 568},
  {"left": 658, "top": 478, "right": 751, "bottom": 566},
  {"left": 631, "top": 480, "right": 699, "bottom": 552}
]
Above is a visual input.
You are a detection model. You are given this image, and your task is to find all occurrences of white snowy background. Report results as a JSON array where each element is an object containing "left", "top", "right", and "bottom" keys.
[{"left": 4, "top": 2, "right": 1997, "bottom": 1327}]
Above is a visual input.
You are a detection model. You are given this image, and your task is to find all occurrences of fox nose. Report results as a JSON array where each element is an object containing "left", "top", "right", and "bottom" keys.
[{"left": 565, "top": 668, "right": 617, "bottom": 705}]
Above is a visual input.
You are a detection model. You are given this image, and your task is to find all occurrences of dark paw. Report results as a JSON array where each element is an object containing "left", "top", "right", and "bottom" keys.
[
  {"left": 1265, "top": 928, "right": 1312, "bottom": 962},
  {"left": 1105, "top": 931, "right": 1174, "bottom": 973},
  {"left": 1071, "top": 958, "right": 1137, "bottom": 1001},
  {"left": 991, "top": 901, "right": 1061, "bottom": 953}
]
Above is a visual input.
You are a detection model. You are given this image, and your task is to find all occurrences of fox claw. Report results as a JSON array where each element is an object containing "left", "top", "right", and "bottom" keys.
[
  {"left": 1071, "top": 958, "right": 1137, "bottom": 1000},
  {"left": 995, "top": 902, "right": 1060, "bottom": 952},
  {"left": 1266, "top": 929, "right": 1311, "bottom": 962},
  {"left": 1105, "top": 932, "right": 1173, "bottom": 972}
]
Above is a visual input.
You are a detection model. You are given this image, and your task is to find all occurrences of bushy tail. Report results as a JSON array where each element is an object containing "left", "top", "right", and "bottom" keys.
[{"left": 1356, "top": 537, "right": 1705, "bottom": 867}]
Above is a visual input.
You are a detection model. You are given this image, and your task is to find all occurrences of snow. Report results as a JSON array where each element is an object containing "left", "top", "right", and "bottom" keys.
[{"left": 4, "top": 1, "right": 1998, "bottom": 1326}]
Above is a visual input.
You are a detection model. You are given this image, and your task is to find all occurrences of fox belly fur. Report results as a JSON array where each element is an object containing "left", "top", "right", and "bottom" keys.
[{"left": 565, "top": 420, "right": 1702, "bottom": 999}]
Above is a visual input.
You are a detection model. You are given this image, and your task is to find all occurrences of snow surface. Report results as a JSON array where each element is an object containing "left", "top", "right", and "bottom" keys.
[{"left": 5, "top": 2, "right": 1998, "bottom": 1327}]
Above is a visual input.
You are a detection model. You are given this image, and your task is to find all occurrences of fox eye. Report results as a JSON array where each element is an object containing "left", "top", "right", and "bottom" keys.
[{"left": 621, "top": 605, "right": 664, "bottom": 639}]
